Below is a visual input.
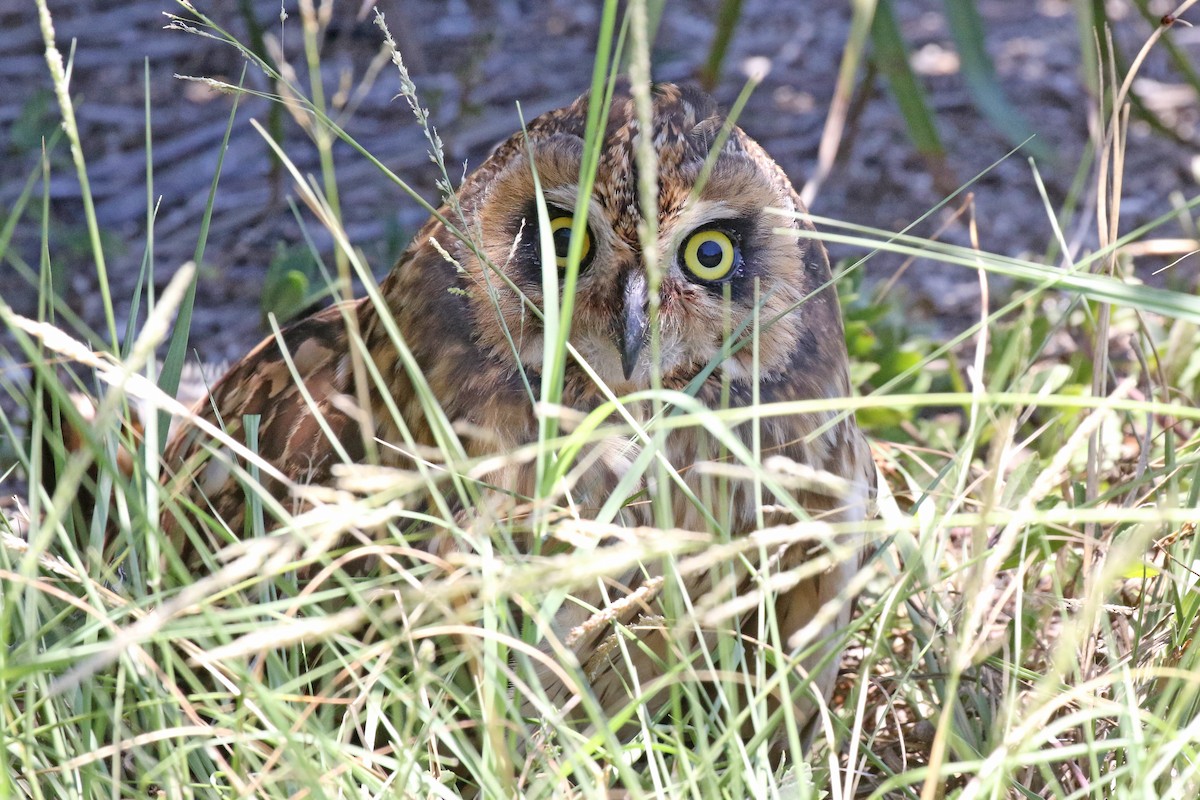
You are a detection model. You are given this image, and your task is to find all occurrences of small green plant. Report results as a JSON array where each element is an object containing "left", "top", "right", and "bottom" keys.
[
  {"left": 8, "top": 89, "right": 59, "bottom": 156},
  {"left": 259, "top": 242, "right": 329, "bottom": 325},
  {"left": 840, "top": 263, "right": 946, "bottom": 432}
]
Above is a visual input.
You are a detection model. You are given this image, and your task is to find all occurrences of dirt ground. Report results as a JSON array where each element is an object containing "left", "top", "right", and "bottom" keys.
[
  {"left": 1, "top": 0, "right": 1197, "bottom": 376},
  {"left": 3, "top": 0, "right": 1197, "bottom": 365}
]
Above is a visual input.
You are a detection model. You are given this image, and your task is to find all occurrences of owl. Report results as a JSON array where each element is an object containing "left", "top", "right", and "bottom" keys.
[{"left": 161, "top": 83, "right": 874, "bottom": 744}]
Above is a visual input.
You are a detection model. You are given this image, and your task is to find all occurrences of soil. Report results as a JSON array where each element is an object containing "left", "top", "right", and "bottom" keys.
[{"left": 3, "top": 0, "right": 1197, "bottom": 371}]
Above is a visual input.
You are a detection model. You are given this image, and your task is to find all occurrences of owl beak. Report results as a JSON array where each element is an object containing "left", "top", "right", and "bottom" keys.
[{"left": 620, "top": 271, "right": 649, "bottom": 381}]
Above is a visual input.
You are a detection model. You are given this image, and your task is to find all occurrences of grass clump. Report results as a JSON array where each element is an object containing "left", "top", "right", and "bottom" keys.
[{"left": 3, "top": 2, "right": 1200, "bottom": 799}]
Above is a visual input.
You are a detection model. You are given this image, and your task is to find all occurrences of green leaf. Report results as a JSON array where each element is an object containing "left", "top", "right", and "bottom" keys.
[
  {"left": 871, "top": 0, "right": 950, "bottom": 181},
  {"left": 261, "top": 270, "right": 310, "bottom": 325},
  {"left": 942, "top": 0, "right": 1053, "bottom": 163}
]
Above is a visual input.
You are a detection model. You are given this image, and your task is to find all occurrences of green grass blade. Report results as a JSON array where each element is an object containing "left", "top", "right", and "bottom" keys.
[
  {"left": 871, "top": 0, "right": 949, "bottom": 177},
  {"left": 155, "top": 67, "right": 245, "bottom": 450},
  {"left": 942, "top": 0, "right": 1053, "bottom": 162}
]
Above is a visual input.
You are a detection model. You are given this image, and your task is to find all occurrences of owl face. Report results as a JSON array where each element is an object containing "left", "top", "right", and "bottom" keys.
[{"left": 439, "top": 84, "right": 835, "bottom": 402}]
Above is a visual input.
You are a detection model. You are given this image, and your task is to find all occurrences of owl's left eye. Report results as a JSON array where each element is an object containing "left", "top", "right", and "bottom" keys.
[
  {"left": 681, "top": 227, "right": 740, "bottom": 282},
  {"left": 548, "top": 214, "right": 593, "bottom": 270}
]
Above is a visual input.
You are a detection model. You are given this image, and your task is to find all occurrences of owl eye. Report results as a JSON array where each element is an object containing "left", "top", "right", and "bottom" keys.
[
  {"left": 681, "top": 227, "right": 738, "bottom": 282},
  {"left": 548, "top": 214, "right": 593, "bottom": 270}
]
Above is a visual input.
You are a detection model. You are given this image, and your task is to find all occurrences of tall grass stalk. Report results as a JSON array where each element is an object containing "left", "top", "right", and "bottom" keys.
[{"left": 3, "top": 4, "right": 1200, "bottom": 800}]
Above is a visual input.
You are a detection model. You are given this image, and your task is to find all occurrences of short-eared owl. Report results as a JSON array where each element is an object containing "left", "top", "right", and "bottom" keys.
[{"left": 162, "top": 83, "right": 874, "bottom": 739}]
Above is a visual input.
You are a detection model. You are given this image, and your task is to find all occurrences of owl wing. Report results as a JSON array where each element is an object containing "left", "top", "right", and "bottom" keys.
[{"left": 161, "top": 300, "right": 368, "bottom": 553}]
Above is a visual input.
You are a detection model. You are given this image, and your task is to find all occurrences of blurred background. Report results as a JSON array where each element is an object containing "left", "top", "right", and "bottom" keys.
[{"left": 2, "top": 0, "right": 1197, "bottom": 364}]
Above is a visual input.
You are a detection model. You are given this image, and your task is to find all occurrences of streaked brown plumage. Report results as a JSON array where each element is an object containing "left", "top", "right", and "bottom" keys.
[{"left": 161, "top": 83, "right": 874, "bottom": 739}]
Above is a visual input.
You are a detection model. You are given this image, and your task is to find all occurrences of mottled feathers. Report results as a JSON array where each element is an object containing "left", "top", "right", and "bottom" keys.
[{"left": 161, "top": 83, "right": 874, "bottom": 736}]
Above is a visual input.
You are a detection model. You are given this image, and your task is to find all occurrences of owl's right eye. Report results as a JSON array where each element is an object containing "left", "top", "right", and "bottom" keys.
[{"left": 548, "top": 214, "right": 593, "bottom": 270}]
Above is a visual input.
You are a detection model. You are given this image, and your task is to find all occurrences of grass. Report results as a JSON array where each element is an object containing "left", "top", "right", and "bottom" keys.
[{"left": 3, "top": 1, "right": 1200, "bottom": 798}]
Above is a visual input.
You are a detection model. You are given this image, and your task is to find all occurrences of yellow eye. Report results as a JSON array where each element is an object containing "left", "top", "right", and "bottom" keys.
[
  {"left": 549, "top": 214, "right": 592, "bottom": 270},
  {"left": 682, "top": 228, "right": 737, "bottom": 282}
]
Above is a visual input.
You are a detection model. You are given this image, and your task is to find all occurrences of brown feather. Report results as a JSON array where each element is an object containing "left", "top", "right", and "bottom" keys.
[{"left": 159, "top": 83, "right": 876, "bottom": 744}]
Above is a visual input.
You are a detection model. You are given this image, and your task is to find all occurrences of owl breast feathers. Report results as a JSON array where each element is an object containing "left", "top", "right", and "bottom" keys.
[{"left": 161, "top": 82, "right": 874, "bottom": 734}]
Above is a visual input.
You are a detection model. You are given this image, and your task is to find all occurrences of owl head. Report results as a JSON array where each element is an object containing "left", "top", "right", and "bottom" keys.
[{"left": 386, "top": 83, "right": 847, "bottom": 411}]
